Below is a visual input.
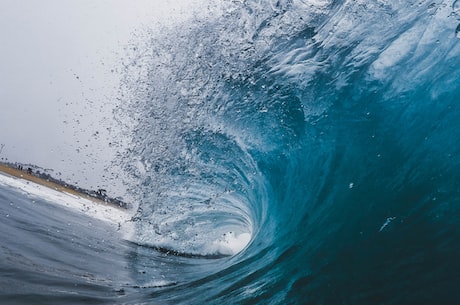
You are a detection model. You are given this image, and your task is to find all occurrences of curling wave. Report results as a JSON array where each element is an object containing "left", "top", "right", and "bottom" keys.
[{"left": 113, "top": 0, "right": 460, "bottom": 303}]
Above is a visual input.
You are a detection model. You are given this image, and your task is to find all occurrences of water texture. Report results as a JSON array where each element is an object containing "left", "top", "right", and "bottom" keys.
[{"left": 2, "top": 0, "right": 460, "bottom": 304}]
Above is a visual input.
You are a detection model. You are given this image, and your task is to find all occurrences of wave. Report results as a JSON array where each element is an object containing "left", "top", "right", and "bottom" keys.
[{"left": 112, "top": 0, "right": 460, "bottom": 303}]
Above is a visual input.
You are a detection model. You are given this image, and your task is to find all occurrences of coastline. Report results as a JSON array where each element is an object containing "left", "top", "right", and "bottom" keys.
[{"left": 0, "top": 162, "right": 128, "bottom": 210}]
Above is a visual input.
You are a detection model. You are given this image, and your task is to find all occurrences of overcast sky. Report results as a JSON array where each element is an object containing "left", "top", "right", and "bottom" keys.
[{"left": 0, "top": 0, "right": 203, "bottom": 194}]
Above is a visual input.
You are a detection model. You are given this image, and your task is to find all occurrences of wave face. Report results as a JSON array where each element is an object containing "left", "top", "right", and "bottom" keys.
[{"left": 114, "top": 0, "right": 460, "bottom": 303}]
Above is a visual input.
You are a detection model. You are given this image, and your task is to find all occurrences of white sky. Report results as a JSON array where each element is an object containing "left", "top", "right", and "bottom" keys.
[{"left": 0, "top": 0, "right": 204, "bottom": 194}]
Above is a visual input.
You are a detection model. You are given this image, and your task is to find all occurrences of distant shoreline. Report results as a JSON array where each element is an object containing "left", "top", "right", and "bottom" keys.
[{"left": 0, "top": 162, "right": 129, "bottom": 210}]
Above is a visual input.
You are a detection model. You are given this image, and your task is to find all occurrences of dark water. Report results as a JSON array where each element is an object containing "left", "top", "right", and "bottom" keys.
[{"left": 2, "top": 0, "right": 460, "bottom": 304}]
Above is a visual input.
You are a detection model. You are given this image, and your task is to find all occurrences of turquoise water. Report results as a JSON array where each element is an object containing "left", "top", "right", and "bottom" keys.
[{"left": 2, "top": 1, "right": 460, "bottom": 304}]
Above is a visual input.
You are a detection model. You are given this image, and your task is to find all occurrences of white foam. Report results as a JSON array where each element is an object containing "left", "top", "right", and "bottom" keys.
[
  {"left": 139, "top": 279, "right": 176, "bottom": 288},
  {"left": 0, "top": 172, "right": 134, "bottom": 235},
  {"left": 207, "top": 231, "right": 251, "bottom": 256},
  {"left": 0, "top": 173, "right": 253, "bottom": 255}
]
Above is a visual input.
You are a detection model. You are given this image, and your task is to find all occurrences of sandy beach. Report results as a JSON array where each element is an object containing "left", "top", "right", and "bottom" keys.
[
  {"left": 0, "top": 161, "right": 134, "bottom": 237},
  {"left": 0, "top": 162, "right": 125, "bottom": 208}
]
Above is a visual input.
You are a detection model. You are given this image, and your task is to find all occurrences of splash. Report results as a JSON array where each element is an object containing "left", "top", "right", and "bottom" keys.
[{"left": 112, "top": 1, "right": 460, "bottom": 302}]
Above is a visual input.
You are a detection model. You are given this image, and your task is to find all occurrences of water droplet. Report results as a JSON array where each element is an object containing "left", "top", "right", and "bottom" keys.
[{"left": 349, "top": 182, "right": 354, "bottom": 189}]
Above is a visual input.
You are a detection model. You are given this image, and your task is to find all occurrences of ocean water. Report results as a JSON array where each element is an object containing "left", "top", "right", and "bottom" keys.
[{"left": 2, "top": 0, "right": 460, "bottom": 304}]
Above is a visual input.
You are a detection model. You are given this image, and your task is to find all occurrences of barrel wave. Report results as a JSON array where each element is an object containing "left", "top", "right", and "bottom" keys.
[
  {"left": 114, "top": 0, "right": 460, "bottom": 303},
  {"left": 2, "top": 0, "right": 460, "bottom": 304}
]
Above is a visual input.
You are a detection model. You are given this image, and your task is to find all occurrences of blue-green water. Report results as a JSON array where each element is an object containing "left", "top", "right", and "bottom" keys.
[{"left": 2, "top": 1, "right": 460, "bottom": 304}]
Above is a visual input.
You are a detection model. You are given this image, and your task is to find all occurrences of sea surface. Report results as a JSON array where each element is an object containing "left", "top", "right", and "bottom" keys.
[{"left": 2, "top": 0, "right": 460, "bottom": 304}]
